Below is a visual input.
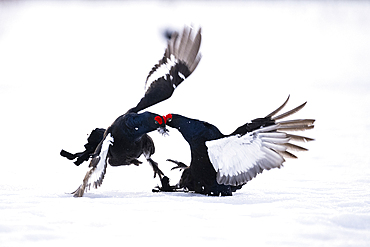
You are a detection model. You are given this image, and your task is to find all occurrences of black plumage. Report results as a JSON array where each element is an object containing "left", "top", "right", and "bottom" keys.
[
  {"left": 60, "top": 128, "right": 105, "bottom": 166},
  {"left": 61, "top": 26, "right": 202, "bottom": 197},
  {"left": 158, "top": 96, "right": 315, "bottom": 196},
  {"left": 71, "top": 112, "right": 167, "bottom": 197}
]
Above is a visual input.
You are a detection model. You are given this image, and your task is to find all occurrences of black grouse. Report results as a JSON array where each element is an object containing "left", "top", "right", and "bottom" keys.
[
  {"left": 61, "top": 26, "right": 202, "bottom": 197},
  {"left": 157, "top": 96, "right": 315, "bottom": 196}
]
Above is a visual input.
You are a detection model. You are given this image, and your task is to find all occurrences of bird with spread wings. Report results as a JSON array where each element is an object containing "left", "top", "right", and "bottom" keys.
[
  {"left": 61, "top": 26, "right": 202, "bottom": 197},
  {"left": 156, "top": 96, "right": 314, "bottom": 196}
]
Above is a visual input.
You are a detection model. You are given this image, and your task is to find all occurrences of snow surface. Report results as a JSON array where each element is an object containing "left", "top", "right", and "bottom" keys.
[{"left": 1, "top": 1, "right": 370, "bottom": 246}]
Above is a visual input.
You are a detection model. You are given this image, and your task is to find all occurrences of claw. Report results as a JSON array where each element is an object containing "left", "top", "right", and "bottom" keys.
[
  {"left": 167, "top": 159, "right": 188, "bottom": 170},
  {"left": 153, "top": 167, "right": 165, "bottom": 179},
  {"left": 147, "top": 157, "right": 164, "bottom": 179}
]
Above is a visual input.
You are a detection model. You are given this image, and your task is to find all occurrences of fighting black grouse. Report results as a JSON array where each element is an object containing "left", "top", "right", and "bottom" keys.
[
  {"left": 61, "top": 26, "right": 202, "bottom": 197},
  {"left": 156, "top": 96, "right": 314, "bottom": 196}
]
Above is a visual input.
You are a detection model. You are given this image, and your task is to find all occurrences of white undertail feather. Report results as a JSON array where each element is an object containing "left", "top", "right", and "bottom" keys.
[
  {"left": 72, "top": 133, "right": 114, "bottom": 197},
  {"left": 206, "top": 96, "right": 315, "bottom": 187},
  {"left": 145, "top": 26, "right": 202, "bottom": 92}
]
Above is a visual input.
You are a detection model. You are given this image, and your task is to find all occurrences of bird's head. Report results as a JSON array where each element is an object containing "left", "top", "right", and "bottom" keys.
[
  {"left": 162, "top": 113, "right": 189, "bottom": 130},
  {"left": 154, "top": 115, "right": 169, "bottom": 136},
  {"left": 124, "top": 112, "right": 168, "bottom": 136},
  {"left": 160, "top": 113, "right": 176, "bottom": 134}
]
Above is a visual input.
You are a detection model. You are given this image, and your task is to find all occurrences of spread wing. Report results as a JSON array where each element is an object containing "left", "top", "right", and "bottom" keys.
[
  {"left": 206, "top": 100, "right": 315, "bottom": 187},
  {"left": 206, "top": 126, "right": 287, "bottom": 186},
  {"left": 72, "top": 133, "right": 114, "bottom": 197},
  {"left": 129, "top": 26, "right": 202, "bottom": 113}
]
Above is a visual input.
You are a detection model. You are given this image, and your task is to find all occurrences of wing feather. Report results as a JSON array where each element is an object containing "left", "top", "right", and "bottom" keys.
[
  {"left": 286, "top": 133, "right": 315, "bottom": 142},
  {"left": 72, "top": 133, "right": 114, "bottom": 197},
  {"left": 130, "top": 26, "right": 202, "bottom": 113},
  {"left": 207, "top": 97, "right": 314, "bottom": 187},
  {"left": 206, "top": 124, "right": 304, "bottom": 187}
]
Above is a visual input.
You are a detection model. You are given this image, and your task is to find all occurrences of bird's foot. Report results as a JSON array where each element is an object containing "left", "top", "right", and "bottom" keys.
[
  {"left": 153, "top": 167, "right": 165, "bottom": 179},
  {"left": 208, "top": 182, "right": 233, "bottom": 196},
  {"left": 147, "top": 158, "right": 164, "bottom": 178},
  {"left": 167, "top": 159, "right": 188, "bottom": 170},
  {"left": 152, "top": 176, "right": 184, "bottom": 193}
]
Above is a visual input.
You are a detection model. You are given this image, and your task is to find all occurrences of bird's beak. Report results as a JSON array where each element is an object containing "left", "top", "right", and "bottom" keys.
[
  {"left": 157, "top": 125, "right": 169, "bottom": 136},
  {"left": 157, "top": 115, "right": 169, "bottom": 136}
]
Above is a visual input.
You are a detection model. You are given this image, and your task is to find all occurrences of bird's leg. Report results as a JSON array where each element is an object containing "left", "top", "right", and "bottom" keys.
[
  {"left": 208, "top": 181, "right": 233, "bottom": 196},
  {"left": 147, "top": 157, "right": 164, "bottom": 179},
  {"left": 151, "top": 159, "right": 189, "bottom": 193},
  {"left": 159, "top": 176, "right": 174, "bottom": 191},
  {"left": 167, "top": 159, "right": 188, "bottom": 170},
  {"left": 147, "top": 158, "right": 183, "bottom": 192},
  {"left": 148, "top": 159, "right": 188, "bottom": 193},
  {"left": 152, "top": 176, "right": 184, "bottom": 193}
]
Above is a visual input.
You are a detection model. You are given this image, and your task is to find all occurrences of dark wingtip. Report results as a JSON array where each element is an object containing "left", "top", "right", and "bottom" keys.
[
  {"left": 273, "top": 101, "right": 307, "bottom": 121},
  {"left": 265, "top": 95, "right": 290, "bottom": 118},
  {"left": 71, "top": 185, "right": 84, "bottom": 197}
]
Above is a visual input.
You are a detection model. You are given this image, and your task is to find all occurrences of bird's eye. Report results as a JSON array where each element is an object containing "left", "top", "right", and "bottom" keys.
[{"left": 167, "top": 118, "right": 172, "bottom": 123}]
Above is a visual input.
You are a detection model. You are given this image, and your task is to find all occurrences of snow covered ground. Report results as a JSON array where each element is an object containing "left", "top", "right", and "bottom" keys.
[{"left": 1, "top": 1, "right": 370, "bottom": 246}]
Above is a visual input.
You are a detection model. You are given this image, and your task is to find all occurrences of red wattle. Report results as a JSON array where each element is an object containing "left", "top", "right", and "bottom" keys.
[
  {"left": 165, "top": 114, "right": 172, "bottom": 122},
  {"left": 163, "top": 114, "right": 172, "bottom": 123},
  {"left": 154, "top": 116, "right": 163, "bottom": 125}
]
